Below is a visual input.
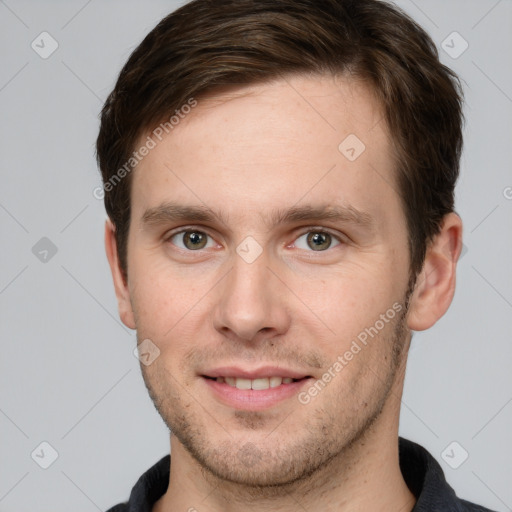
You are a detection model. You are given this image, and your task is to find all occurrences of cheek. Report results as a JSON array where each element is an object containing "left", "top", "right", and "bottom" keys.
[
  {"left": 129, "top": 259, "right": 199, "bottom": 335},
  {"left": 305, "top": 263, "right": 398, "bottom": 326}
]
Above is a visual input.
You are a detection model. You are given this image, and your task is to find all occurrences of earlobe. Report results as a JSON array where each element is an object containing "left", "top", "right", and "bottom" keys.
[
  {"left": 406, "top": 212, "right": 463, "bottom": 331},
  {"left": 104, "top": 218, "right": 136, "bottom": 330}
]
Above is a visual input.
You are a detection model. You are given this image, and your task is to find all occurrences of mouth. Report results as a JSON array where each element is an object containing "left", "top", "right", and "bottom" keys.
[{"left": 200, "top": 367, "right": 314, "bottom": 410}]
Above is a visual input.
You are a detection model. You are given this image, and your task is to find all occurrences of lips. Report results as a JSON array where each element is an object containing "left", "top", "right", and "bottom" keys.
[
  {"left": 201, "top": 365, "right": 312, "bottom": 399},
  {"left": 202, "top": 369, "right": 313, "bottom": 410}
]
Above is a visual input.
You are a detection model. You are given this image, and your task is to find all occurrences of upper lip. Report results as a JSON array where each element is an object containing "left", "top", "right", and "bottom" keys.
[{"left": 202, "top": 366, "right": 311, "bottom": 380}]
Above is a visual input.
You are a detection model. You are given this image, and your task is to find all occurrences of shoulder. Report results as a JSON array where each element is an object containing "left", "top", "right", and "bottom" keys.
[
  {"left": 459, "top": 498, "right": 498, "bottom": 512},
  {"left": 105, "top": 504, "right": 128, "bottom": 512},
  {"left": 104, "top": 454, "right": 170, "bottom": 512},
  {"left": 399, "top": 437, "right": 499, "bottom": 512}
]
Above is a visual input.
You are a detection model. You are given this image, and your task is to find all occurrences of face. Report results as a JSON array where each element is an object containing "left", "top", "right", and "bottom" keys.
[{"left": 115, "top": 74, "right": 416, "bottom": 486}]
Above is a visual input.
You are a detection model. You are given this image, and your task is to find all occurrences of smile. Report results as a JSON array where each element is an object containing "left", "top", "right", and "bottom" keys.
[{"left": 201, "top": 370, "right": 313, "bottom": 411}]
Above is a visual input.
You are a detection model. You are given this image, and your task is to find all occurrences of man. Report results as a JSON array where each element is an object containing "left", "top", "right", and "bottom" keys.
[{"left": 97, "top": 0, "right": 496, "bottom": 510}]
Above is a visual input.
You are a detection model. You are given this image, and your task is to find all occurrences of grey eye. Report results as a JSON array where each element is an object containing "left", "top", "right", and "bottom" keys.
[{"left": 295, "top": 231, "right": 340, "bottom": 251}]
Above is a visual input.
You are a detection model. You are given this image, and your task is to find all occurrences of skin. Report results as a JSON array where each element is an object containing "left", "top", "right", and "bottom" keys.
[{"left": 105, "top": 73, "right": 463, "bottom": 512}]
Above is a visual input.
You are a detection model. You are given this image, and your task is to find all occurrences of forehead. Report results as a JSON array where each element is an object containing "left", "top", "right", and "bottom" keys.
[
  {"left": 131, "top": 73, "right": 401, "bottom": 231},
  {"left": 177, "top": 74, "right": 387, "bottom": 157}
]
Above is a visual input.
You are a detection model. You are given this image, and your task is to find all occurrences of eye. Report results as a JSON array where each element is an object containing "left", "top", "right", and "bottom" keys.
[
  {"left": 293, "top": 230, "right": 342, "bottom": 251},
  {"left": 167, "top": 230, "right": 217, "bottom": 251}
]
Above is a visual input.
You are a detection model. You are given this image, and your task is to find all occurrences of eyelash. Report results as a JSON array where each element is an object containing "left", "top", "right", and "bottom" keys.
[{"left": 164, "top": 226, "right": 345, "bottom": 253}]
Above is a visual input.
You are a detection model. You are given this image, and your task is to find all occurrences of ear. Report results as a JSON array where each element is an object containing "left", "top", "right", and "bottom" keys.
[
  {"left": 407, "top": 212, "right": 463, "bottom": 331},
  {"left": 104, "top": 218, "right": 136, "bottom": 330}
]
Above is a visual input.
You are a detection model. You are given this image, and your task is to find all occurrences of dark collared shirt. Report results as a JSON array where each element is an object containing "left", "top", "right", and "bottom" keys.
[{"left": 106, "top": 437, "right": 497, "bottom": 511}]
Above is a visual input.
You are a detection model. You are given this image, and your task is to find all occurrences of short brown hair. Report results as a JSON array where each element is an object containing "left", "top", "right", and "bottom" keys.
[{"left": 96, "top": 0, "right": 464, "bottom": 284}]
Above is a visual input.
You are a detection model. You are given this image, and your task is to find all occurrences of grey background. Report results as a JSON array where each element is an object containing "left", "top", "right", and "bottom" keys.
[{"left": 0, "top": 0, "right": 511, "bottom": 510}]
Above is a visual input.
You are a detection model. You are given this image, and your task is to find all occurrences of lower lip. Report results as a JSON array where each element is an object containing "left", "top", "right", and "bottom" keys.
[{"left": 202, "top": 377, "right": 312, "bottom": 411}]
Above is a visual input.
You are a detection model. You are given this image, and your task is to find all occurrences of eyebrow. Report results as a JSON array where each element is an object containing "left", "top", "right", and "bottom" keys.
[{"left": 141, "top": 201, "right": 375, "bottom": 232}]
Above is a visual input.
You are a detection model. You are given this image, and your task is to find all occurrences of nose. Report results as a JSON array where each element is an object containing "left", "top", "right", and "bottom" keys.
[{"left": 212, "top": 248, "right": 291, "bottom": 343}]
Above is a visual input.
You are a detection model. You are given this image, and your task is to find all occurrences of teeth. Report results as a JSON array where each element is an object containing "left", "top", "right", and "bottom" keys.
[
  {"left": 214, "top": 376, "right": 298, "bottom": 390},
  {"left": 236, "top": 378, "right": 252, "bottom": 390},
  {"left": 270, "top": 376, "right": 283, "bottom": 388},
  {"left": 251, "top": 378, "right": 269, "bottom": 390}
]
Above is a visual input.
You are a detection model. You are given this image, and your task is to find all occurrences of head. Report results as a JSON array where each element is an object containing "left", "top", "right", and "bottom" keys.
[{"left": 98, "top": 0, "right": 464, "bottom": 489}]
